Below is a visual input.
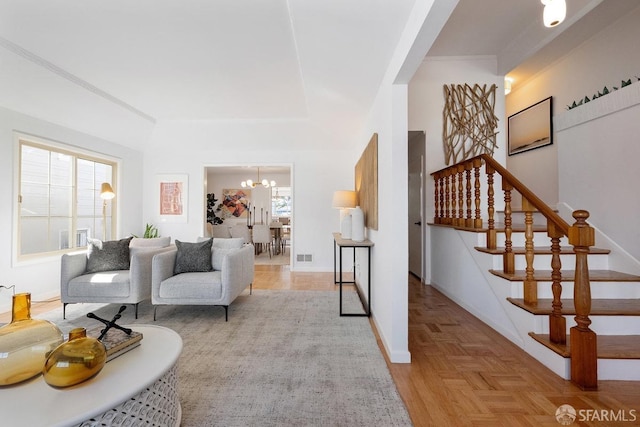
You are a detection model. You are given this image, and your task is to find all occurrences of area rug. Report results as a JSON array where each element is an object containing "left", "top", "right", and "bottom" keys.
[{"left": 38, "top": 290, "right": 412, "bottom": 426}]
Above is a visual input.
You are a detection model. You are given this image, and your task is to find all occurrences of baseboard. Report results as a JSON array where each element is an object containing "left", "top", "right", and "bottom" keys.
[{"left": 372, "top": 314, "right": 411, "bottom": 364}]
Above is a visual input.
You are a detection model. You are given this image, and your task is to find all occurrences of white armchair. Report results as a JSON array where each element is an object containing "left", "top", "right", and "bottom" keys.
[
  {"left": 151, "top": 238, "right": 254, "bottom": 321},
  {"left": 60, "top": 237, "right": 173, "bottom": 319}
]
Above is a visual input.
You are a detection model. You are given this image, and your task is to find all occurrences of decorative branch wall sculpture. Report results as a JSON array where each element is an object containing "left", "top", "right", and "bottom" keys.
[{"left": 442, "top": 83, "right": 499, "bottom": 165}]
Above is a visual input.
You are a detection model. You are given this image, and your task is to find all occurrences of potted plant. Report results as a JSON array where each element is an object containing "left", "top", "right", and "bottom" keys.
[{"left": 207, "top": 193, "right": 225, "bottom": 225}]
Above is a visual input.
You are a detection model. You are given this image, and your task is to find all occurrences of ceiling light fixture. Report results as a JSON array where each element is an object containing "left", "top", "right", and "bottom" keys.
[
  {"left": 241, "top": 167, "right": 276, "bottom": 189},
  {"left": 541, "top": 0, "right": 566, "bottom": 28},
  {"left": 504, "top": 77, "right": 513, "bottom": 95}
]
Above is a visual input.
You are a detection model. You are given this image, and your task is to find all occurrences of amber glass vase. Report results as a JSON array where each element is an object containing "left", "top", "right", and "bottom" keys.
[
  {"left": 0, "top": 292, "right": 64, "bottom": 386},
  {"left": 43, "top": 327, "right": 107, "bottom": 388}
]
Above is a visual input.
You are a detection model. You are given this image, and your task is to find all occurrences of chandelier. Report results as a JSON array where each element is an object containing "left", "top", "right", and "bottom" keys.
[{"left": 241, "top": 167, "right": 276, "bottom": 189}]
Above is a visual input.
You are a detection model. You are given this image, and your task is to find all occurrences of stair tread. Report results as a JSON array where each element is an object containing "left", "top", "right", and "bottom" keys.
[
  {"left": 490, "top": 269, "right": 640, "bottom": 282},
  {"left": 476, "top": 246, "right": 611, "bottom": 255},
  {"left": 529, "top": 333, "right": 640, "bottom": 359},
  {"left": 508, "top": 298, "right": 640, "bottom": 316}
]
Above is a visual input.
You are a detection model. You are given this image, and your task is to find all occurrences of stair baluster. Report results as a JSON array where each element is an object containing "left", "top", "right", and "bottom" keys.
[
  {"left": 465, "top": 163, "right": 473, "bottom": 228},
  {"left": 450, "top": 167, "right": 458, "bottom": 226},
  {"left": 502, "top": 180, "right": 514, "bottom": 274},
  {"left": 486, "top": 163, "right": 496, "bottom": 248},
  {"left": 433, "top": 172, "right": 440, "bottom": 224},
  {"left": 457, "top": 165, "right": 464, "bottom": 227},
  {"left": 473, "top": 158, "right": 482, "bottom": 228},
  {"left": 444, "top": 169, "right": 451, "bottom": 225},
  {"left": 439, "top": 172, "right": 445, "bottom": 223},
  {"left": 548, "top": 222, "right": 566, "bottom": 344},
  {"left": 522, "top": 198, "right": 537, "bottom": 304}
]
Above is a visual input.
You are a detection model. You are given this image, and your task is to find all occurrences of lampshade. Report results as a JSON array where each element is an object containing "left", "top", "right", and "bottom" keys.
[
  {"left": 100, "top": 183, "right": 115, "bottom": 200},
  {"left": 332, "top": 190, "right": 357, "bottom": 209},
  {"left": 542, "top": 0, "right": 566, "bottom": 28}
]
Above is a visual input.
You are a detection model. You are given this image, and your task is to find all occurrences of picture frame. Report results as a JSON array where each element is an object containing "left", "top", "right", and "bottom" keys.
[
  {"left": 157, "top": 174, "right": 188, "bottom": 223},
  {"left": 508, "top": 96, "right": 553, "bottom": 156}
]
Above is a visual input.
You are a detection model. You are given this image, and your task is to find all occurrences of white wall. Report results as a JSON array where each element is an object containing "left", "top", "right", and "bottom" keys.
[
  {"left": 143, "top": 121, "right": 356, "bottom": 272},
  {"left": 556, "top": 88, "right": 640, "bottom": 263},
  {"left": 408, "top": 56, "right": 506, "bottom": 282},
  {"left": 349, "top": 0, "right": 460, "bottom": 364},
  {"left": 506, "top": 5, "right": 640, "bottom": 261},
  {"left": 0, "top": 107, "right": 144, "bottom": 312}
]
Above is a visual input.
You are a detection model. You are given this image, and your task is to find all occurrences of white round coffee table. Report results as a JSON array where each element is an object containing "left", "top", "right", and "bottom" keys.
[{"left": 1, "top": 324, "right": 183, "bottom": 427}]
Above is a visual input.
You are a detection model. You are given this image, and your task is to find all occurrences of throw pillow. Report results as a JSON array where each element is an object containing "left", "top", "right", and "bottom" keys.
[
  {"left": 130, "top": 236, "right": 171, "bottom": 248},
  {"left": 212, "top": 237, "right": 245, "bottom": 249},
  {"left": 86, "top": 236, "right": 134, "bottom": 273},
  {"left": 174, "top": 239, "right": 213, "bottom": 274},
  {"left": 211, "top": 247, "right": 239, "bottom": 271}
]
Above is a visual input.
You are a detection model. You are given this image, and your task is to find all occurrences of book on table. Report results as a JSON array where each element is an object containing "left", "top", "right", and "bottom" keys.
[{"left": 87, "top": 326, "right": 144, "bottom": 362}]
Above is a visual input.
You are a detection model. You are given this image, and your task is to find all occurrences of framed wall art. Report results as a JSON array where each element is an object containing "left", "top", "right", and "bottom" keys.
[
  {"left": 221, "top": 188, "right": 251, "bottom": 219},
  {"left": 157, "top": 174, "right": 188, "bottom": 223},
  {"left": 355, "top": 133, "right": 378, "bottom": 230},
  {"left": 508, "top": 96, "right": 553, "bottom": 156}
]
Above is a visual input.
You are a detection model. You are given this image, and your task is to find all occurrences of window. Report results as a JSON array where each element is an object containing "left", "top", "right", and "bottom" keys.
[
  {"left": 271, "top": 187, "right": 291, "bottom": 218},
  {"left": 17, "top": 136, "right": 117, "bottom": 259}
]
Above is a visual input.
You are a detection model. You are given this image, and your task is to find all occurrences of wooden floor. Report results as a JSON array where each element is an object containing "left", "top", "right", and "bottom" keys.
[{"left": 2, "top": 266, "right": 639, "bottom": 426}]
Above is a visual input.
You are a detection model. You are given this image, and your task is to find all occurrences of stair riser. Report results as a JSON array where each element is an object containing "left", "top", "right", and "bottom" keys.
[
  {"left": 510, "top": 281, "right": 640, "bottom": 300},
  {"left": 496, "top": 211, "right": 551, "bottom": 224},
  {"left": 494, "top": 253, "right": 609, "bottom": 270},
  {"left": 495, "top": 233, "right": 567, "bottom": 247},
  {"left": 536, "top": 315, "right": 640, "bottom": 335},
  {"left": 525, "top": 337, "right": 640, "bottom": 381}
]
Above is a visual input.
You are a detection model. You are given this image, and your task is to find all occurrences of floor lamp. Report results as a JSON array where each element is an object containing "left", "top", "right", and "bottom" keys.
[{"left": 100, "top": 182, "right": 115, "bottom": 241}]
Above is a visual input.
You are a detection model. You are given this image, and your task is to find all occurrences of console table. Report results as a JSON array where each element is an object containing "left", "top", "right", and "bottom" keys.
[
  {"left": 1, "top": 324, "right": 183, "bottom": 427},
  {"left": 333, "top": 232, "right": 374, "bottom": 316}
]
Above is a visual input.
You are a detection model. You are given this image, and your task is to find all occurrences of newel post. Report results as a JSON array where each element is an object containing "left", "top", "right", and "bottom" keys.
[{"left": 568, "top": 210, "right": 597, "bottom": 390}]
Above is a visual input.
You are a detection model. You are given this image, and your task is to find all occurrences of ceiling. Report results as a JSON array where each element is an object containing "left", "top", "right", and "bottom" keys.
[
  {"left": 428, "top": 0, "right": 640, "bottom": 86},
  {"left": 0, "top": 0, "right": 636, "bottom": 151}
]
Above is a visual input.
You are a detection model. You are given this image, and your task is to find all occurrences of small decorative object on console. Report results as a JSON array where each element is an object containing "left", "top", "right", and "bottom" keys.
[
  {"left": 351, "top": 206, "right": 365, "bottom": 242},
  {"left": 0, "top": 292, "right": 64, "bottom": 386}
]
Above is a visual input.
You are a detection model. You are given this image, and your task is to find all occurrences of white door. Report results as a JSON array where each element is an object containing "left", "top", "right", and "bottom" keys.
[{"left": 408, "top": 131, "right": 425, "bottom": 279}]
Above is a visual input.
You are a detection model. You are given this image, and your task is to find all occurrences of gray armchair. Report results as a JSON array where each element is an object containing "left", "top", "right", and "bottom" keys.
[
  {"left": 151, "top": 238, "right": 254, "bottom": 321},
  {"left": 60, "top": 237, "right": 173, "bottom": 319}
]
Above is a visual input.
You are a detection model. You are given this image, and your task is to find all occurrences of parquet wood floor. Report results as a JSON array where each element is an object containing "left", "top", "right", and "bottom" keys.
[
  {"left": 385, "top": 274, "right": 640, "bottom": 426},
  {"left": 3, "top": 266, "right": 639, "bottom": 426}
]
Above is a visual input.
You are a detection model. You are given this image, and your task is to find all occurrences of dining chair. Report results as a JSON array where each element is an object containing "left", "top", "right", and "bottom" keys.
[
  {"left": 252, "top": 224, "right": 272, "bottom": 258},
  {"left": 211, "top": 224, "right": 232, "bottom": 238},
  {"left": 230, "top": 224, "right": 251, "bottom": 244}
]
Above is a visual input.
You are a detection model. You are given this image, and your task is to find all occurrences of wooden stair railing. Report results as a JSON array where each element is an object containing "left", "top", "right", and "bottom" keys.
[{"left": 431, "top": 154, "right": 598, "bottom": 390}]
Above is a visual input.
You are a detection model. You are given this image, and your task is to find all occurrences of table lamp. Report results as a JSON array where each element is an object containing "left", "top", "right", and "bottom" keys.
[{"left": 332, "top": 190, "right": 356, "bottom": 239}]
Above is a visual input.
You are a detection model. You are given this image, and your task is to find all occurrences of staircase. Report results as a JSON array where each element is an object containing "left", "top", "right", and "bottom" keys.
[{"left": 429, "top": 155, "right": 640, "bottom": 390}]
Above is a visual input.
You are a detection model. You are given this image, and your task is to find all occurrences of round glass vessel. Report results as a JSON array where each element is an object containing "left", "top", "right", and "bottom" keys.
[
  {"left": 43, "top": 327, "right": 107, "bottom": 388},
  {"left": 0, "top": 293, "right": 64, "bottom": 386}
]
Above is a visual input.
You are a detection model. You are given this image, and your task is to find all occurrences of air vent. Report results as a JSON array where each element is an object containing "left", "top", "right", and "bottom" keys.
[{"left": 296, "top": 254, "right": 313, "bottom": 262}]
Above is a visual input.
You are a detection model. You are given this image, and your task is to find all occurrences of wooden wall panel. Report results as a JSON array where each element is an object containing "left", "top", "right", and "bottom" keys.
[{"left": 355, "top": 133, "right": 378, "bottom": 230}]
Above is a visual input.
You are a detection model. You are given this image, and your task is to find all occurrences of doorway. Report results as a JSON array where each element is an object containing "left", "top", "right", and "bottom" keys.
[
  {"left": 408, "top": 131, "right": 425, "bottom": 280},
  {"left": 205, "top": 165, "right": 293, "bottom": 266}
]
